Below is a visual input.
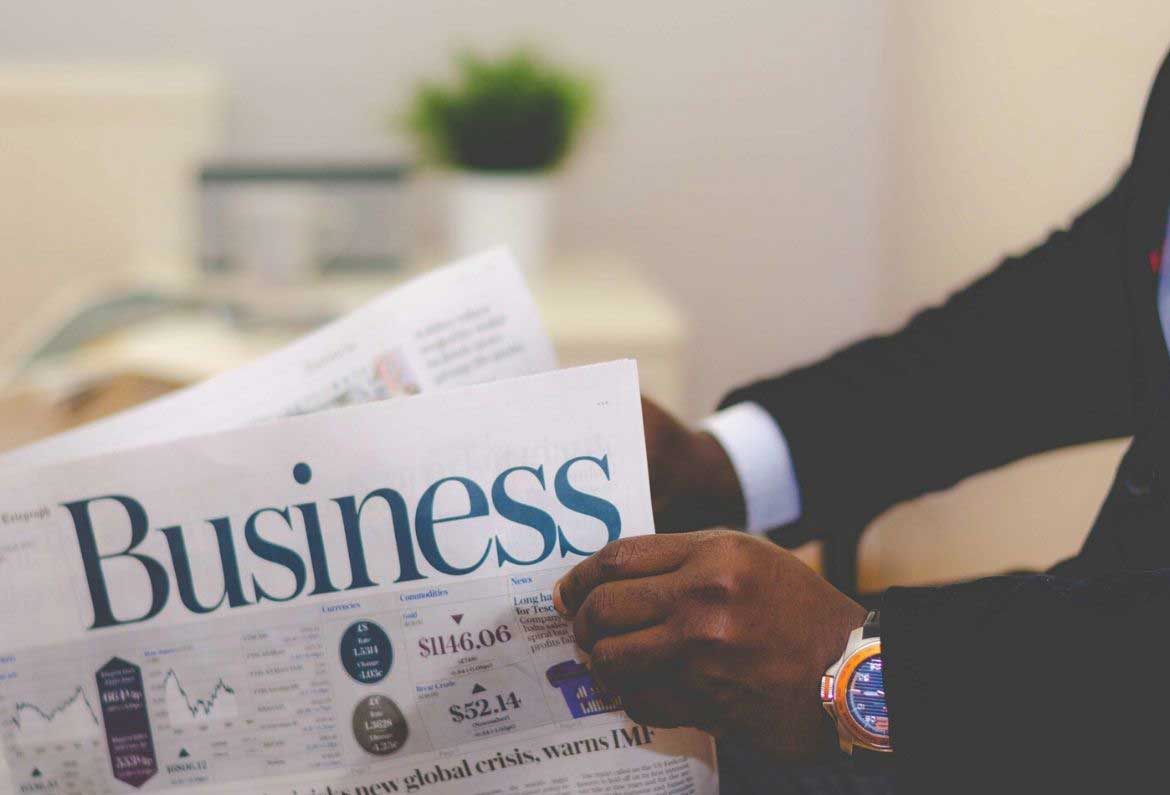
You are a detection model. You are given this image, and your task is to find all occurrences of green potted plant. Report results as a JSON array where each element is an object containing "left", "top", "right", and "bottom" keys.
[{"left": 406, "top": 48, "right": 594, "bottom": 276}]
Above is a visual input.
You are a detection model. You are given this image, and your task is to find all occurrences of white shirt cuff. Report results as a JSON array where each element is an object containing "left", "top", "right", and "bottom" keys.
[{"left": 701, "top": 402, "right": 803, "bottom": 535}]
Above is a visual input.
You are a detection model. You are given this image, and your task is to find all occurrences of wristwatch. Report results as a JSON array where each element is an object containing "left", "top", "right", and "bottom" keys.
[{"left": 820, "top": 610, "right": 892, "bottom": 756}]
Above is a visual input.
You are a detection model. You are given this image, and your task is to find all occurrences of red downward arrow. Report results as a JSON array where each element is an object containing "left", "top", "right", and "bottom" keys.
[{"left": 451, "top": 614, "right": 464, "bottom": 625}]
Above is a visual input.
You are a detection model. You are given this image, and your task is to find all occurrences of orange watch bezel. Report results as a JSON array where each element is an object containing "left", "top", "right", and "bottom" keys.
[{"left": 833, "top": 640, "right": 892, "bottom": 751}]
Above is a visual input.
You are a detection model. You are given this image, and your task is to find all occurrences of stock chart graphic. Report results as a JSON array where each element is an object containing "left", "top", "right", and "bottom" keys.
[
  {"left": 162, "top": 669, "right": 239, "bottom": 726},
  {"left": 8, "top": 686, "right": 100, "bottom": 742}
]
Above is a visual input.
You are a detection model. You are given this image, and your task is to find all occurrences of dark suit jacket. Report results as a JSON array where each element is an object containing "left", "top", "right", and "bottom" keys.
[{"left": 721, "top": 51, "right": 1170, "bottom": 792}]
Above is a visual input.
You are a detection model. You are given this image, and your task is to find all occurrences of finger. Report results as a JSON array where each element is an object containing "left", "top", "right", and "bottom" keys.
[
  {"left": 620, "top": 684, "right": 690, "bottom": 729},
  {"left": 555, "top": 535, "right": 692, "bottom": 617},
  {"left": 572, "top": 574, "right": 675, "bottom": 652},
  {"left": 588, "top": 624, "right": 684, "bottom": 692}
]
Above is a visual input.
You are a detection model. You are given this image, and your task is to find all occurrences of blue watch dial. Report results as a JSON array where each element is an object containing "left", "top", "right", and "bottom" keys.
[{"left": 845, "top": 654, "right": 888, "bottom": 739}]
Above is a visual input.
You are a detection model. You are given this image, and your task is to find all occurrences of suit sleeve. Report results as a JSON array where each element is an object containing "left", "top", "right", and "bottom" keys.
[
  {"left": 720, "top": 170, "right": 1139, "bottom": 532},
  {"left": 882, "top": 570, "right": 1167, "bottom": 791}
]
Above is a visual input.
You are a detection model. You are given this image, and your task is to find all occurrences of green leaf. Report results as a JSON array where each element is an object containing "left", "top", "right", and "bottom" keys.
[{"left": 403, "top": 48, "right": 596, "bottom": 172}]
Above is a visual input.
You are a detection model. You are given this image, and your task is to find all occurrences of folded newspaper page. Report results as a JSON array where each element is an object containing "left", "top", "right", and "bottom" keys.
[
  {"left": 0, "top": 248, "right": 556, "bottom": 472},
  {"left": 0, "top": 361, "right": 718, "bottom": 794}
]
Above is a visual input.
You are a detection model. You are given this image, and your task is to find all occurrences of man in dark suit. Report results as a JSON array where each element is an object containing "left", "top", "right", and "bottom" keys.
[{"left": 552, "top": 49, "right": 1170, "bottom": 793}]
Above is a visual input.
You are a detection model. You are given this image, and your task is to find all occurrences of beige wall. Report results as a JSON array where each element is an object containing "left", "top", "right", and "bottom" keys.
[{"left": 862, "top": 1, "right": 1170, "bottom": 588}]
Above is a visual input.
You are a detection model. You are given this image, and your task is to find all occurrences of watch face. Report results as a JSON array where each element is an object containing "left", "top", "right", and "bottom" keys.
[{"left": 845, "top": 653, "right": 889, "bottom": 740}]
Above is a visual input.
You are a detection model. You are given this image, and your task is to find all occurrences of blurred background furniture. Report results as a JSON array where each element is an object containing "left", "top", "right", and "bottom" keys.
[
  {"left": 199, "top": 161, "right": 413, "bottom": 278},
  {"left": 0, "top": 64, "right": 223, "bottom": 363},
  {"left": 0, "top": 252, "right": 688, "bottom": 448}
]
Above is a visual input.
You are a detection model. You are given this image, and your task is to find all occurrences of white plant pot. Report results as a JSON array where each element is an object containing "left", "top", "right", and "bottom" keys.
[{"left": 448, "top": 172, "right": 552, "bottom": 278}]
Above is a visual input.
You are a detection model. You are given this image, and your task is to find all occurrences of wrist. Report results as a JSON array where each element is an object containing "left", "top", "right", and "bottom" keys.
[
  {"left": 664, "top": 428, "right": 744, "bottom": 533},
  {"left": 700, "top": 402, "right": 802, "bottom": 534},
  {"left": 653, "top": 429, "right": 746, "bottom": 532},
  {"left": 691, "top": 431, "right": 748, "bottom": 528},
  {"left": 642, "top": 397, "right": 747, "bottom": 532}
]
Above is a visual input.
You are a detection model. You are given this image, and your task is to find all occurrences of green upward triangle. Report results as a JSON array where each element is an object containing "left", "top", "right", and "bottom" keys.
[{"left": 179, "top": 749, "right": 190, "bottom": 758}]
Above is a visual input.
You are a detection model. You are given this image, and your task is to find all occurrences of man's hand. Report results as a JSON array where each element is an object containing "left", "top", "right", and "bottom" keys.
[
  {"left": 553, "top": 529, "right": 866, "bottom": 761},
  {"left": 642, "top": 398, "right": 745, "bottom": 531}
]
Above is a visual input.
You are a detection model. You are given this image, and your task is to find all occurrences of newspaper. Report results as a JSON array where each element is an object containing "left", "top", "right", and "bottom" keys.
[
  {"left": 0, "top": 361, "right": 717, "bottom": 794},
  {"left": 0, "top": 254, "right": 718, "bottom": 793},
  {"left": 0, "top": 249, "right": 557, "bottom": 472}
]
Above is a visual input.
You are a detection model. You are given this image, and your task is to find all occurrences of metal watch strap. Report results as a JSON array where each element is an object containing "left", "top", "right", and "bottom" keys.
[{"left": 862, "top": 610, "right": 880, "bottom": 639}]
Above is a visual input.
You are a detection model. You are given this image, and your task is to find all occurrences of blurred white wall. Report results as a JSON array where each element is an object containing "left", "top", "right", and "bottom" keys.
[
  {"left": 862, "top": 1, "right": 1170, "bottom": 587},
  {"left": 0, "top": 0, "right": 888, "bottom": 417}
]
